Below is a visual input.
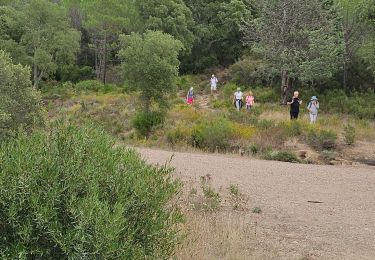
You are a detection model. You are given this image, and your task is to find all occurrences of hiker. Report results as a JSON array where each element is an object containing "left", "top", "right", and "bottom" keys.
[
  {"left": 210, "top": 74, "right": 218, "bottom": 94},
  {"left": 287, "top": 91, "right": 303, "bottom": 120},
  {"left": 233, "top": 87, "right": 243, "bottom": 111},
  {"left": 307, "top": 96, "right": 319, "bottom": 124},
  {"left": 186, "top": 87, "right": 194, "bottom": 105},
  {"left": 246, "top": 91, "right": 255, "bottom": 111}
]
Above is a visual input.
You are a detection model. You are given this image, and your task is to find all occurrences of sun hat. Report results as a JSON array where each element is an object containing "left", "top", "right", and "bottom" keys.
[
  {"left": 311, "top": 96, "right": 318, "bottom": 101},
  {"left": 237, "top": 87, "right": 241, "bottom": 91}
]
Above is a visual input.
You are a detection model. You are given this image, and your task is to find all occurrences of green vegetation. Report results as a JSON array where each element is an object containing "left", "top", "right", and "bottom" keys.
[
  {"left": 264, "top": 151, "right": 300, "bottom": 163},
  {"left": 0, "top": 51, "right": 44, "bottom": 139},
  {"left": 0, "top": 123, "right": 182, "bottom": 259},
  {"left": 343, "top": 124, "right": 356, "bottom": 145}
]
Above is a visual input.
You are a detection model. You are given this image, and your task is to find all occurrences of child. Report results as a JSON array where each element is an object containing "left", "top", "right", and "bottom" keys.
[
  {"left": 307, "top": 96, "right": 319, "bottom": 124},
  {"left": 246, "top": 91, "right": 255, "bottom": 111},
  {"left": 287, "top": 91, "right": 303, "bottom": 120},
  {"left": 186, "top": 87, "right": 194, "bottom": 105}
]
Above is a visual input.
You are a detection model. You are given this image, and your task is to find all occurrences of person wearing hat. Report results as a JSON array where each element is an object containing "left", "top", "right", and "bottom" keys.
[
  {"left": 307, "top": 96, "right": 319, "bottom": 124},
  {"left": 233, "top": 87, "right": 243, "bottom": 111},
  {"left": 186, "top": 87, "right": 194, "bottom": 105}
]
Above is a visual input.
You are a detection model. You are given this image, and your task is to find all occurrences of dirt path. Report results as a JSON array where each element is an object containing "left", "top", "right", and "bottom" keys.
[{"left": 137, "top": 148, "right": 375, "bottom": 260}]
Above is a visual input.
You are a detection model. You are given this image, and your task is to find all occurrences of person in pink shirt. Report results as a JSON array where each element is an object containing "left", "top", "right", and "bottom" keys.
[{"left": 245, "top": 91, "right": 255, "bottom": 111}]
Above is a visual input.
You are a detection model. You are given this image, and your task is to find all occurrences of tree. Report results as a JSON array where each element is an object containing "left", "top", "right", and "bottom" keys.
[
  {"left": 0, "top": 50, "right": 44, "bottom": 139},
  {"left": 242, "top": 0, "right": 342, "bottom": 104},
  {"left": 81, "top": 0, "right": 141, "bottom": 84},
  {"left": 182, "top": 0, "right": 253, "bottom": 72},
  {"left": 335, "top": 0, "right": 374, "bottom": 89},
  {"left": 0, "top": 0, "right": 80, "bottom": 89},
  {"left": 118, "top": 31, "right": 183, "bottom": 112},
  {"left": 136, "top": 0, "right": 195, "bottom": 54}
]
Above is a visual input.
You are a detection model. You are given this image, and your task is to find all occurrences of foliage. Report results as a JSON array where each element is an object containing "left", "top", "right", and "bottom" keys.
[
  {"left": 0, "top": 0, "right": 80, "bottom": 88},
  {"left": 132, "top": 111, "right": 166, "bottom": 137},
  {"left": 263, "top": 150, "right": 300, "bottom": 163},
  {"left": 182, "top": 0, "right": 253, "bottom": 72},
  {"left": 242, "top": 0, "right": 342, "bottom": 102},
  {"left": 119, "top": 30, "right": 183, "bottom": 111},
  {"left": 343, "top": 124, "right": 356, "bottom": 145},
  {"left": 307, "top": 129, "right": 337, "bottom": 150},
  {"left": 0, "top": 122, "right": 182, "bottom": 259},
  {"left": 0, "top": 50, "right": 44, "bottom": 139},
  {"left": 192, "top": 118, "right": 234, "bottom": 151},
  {"left": 136, "top": 0, "right": 195, "bottom": 53},
  {"left": 75, "top": 79, "right": 104, "bottom": 92}
]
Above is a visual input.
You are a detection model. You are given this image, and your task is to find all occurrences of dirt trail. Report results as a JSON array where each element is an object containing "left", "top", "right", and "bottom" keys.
[{"left": 137, "top": 148, "right": 375, "bottom": 260}]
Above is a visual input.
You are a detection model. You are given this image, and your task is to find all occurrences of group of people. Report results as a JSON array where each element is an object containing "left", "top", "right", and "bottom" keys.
[{"left": 186, "top": 75, "right": 320, "bottom": 124}]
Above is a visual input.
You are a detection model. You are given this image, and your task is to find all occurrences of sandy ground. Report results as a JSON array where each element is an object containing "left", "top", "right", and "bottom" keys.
[{"left": 137, "top": 148, "right": 375, "bottom": 260}]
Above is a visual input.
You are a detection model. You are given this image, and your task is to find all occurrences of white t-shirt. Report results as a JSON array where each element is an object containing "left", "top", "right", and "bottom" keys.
[
  {"left": 210, "top": 77, "right": 218, "bottom": 86},
  {"left": 234, "top": 91, "right": 243, "bottom": 100}
]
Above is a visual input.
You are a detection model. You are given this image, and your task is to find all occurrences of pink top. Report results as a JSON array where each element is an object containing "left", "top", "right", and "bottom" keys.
[{"left": 246, "top": 96, "right": 254, "bottom": 105}]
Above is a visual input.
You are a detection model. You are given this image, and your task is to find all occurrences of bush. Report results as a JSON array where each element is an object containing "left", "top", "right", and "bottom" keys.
[
  {"left": 57, "top": 65, "right": 95, "bottom": 83},
  {"left": 166, "top": 125, "right": 192, "bottom": 145},
  {"left": 343, "top": 124, "right": 356, "bottom": 145},
  {"left": 264, "top": 150, "right": 300, "bottom": 163},
  {"left": 307, "top": 129, "right": 337, "bottom": 150},
  {"left": 192, "top": 118, "right": 234, "bottom": 151},
  {"left": 75, "top": 80, "right": 104, "bottom": 92},
  {"left": 0, "top": 51, "right": 44, "bottom": 139},
  {"left": 0, "top": 123, "right": 182, "bottom": 259},
  {"left": 132, "top": 111, "right": 165, "bottom": 137}
]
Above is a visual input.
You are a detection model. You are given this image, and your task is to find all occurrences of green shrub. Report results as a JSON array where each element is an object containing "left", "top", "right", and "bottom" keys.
[
  {"left": 75, "top": 80, "right": 104, "bottom": 92},
  {"left": 0, "top": 123, "right": 182, "bottom": 259},
  {"left": 264, "top": 150, "right": 300, "bottom": 163},
  {"left": 132, "top": 111, "right": 165, "bottom": 137},
  {"left": 248, "top": 144, "right": 259, "bottom": 155},
  {"left": 307, "top": 129, "right": 337, "bottom": 150},
  {"left": 57, "top": 65, "right": 95, "bottom": 83},
  {"left": 343, "top": 124, "right": 356, "bottom": 145},
  {"left": 192, "top": 118, "right": 234, "bottom": 151},
  {"left": 0, "top": 51, "right": 44, "bottom": 139},
  {"left": 166, "top": 125, "right": 191, "bottom": 145}
]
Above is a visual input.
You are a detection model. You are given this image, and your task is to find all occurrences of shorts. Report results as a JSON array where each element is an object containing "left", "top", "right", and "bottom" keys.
[
  {"left": 187, "top": 97, "right": 193, "bottom": 104},
  {"left": 211, "top": 85, "right": 217, "bottom": 90}
]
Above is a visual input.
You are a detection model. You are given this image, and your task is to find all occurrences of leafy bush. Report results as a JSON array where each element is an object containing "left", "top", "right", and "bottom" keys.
[
  {"left": 307, "top": 129, "right": 337, "bottom": 150},
  {"left": 264, "top": 150, "right": 300, "bottom": 163},
  {"left": 229, "top": 57, "right": 275, "bottom": 86},
  {"left": 192, "top": 118, "right": 234, "bottom": 151},
  {"left": 343, "top": 124, "right": 356, "bottom": 145},
  {"left": 132, "top": 111, "right": 165, "bottom": 137},
  {"left": 166, "top": 125, "right": 191, "bottom": 145},
  {"left": 57, "top": 65, "right": 95, "bottom": 83},
  {"left": 0, "top": 50, "right": 44, "bottom": 139},
  {"left": 75, "top": 80, "right": 104, "bottom": 92},
  {"left": 0, "top": 123, "right": 182, "bottom": 259},
  {"left": 321, "top": 89, "right": 375, "bottom": 119}
]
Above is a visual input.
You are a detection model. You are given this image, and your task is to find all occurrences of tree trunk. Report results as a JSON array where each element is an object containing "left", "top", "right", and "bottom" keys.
[
  {"left": 103, "top": 32, "right": 107, "bottom": 84},
  {"left": 33, "top": 65, "right": 38, "bottom": 89},
  {"left": 281, "top": 70, "right": 292, "bottom": 104}
]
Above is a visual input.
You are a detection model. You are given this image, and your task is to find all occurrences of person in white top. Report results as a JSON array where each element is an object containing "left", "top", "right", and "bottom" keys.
[
  {"left": 233, "top": 88, "right": 243, "bottom": 111},
  {"left": 210, "top": 74, "right": 218, "bottom": 94}
]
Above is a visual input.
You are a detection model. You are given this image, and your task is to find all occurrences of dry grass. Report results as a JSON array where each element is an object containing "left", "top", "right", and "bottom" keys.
[{"left": 175, "top": 211, "right": 262, "bottom": 260}]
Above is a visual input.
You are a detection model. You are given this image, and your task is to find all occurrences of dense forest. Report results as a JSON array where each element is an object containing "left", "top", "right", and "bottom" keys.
[{"left": 0, "top": 0, "right": 374, "bottom": 95}]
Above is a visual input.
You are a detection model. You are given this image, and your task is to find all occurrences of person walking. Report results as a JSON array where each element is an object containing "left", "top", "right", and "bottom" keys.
[
  {"left": 287, "top": 91, "right": 303, "bottom": 120},
  {"left": 186, "top": 87, "right": 194, "bottom": 105},
  {"left": 233, "top": 87, "right": 243, "bottom": 112},
  {"left": 210, "top": 74, "right": 218, "bottom": 95},
  {"left": 307, "top": 96, "right": 319, "bottom": 123},
  {"left": 245, "top": 91, "right": 255, "bottom": 111}
]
